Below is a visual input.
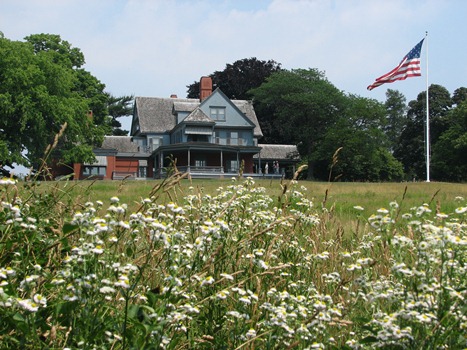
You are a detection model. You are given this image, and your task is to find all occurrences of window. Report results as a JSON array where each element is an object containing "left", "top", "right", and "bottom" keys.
[
  {"left": 138, "top": 166, "right": 147, "bottom": 178},
  {"left": 210, "top": 107, "right": 226, "bottom": 121},
  {"left": 83, "top": 166, "right": 106, "bottom": 177},
  {"left": 195, "top": 159, "right": 206, "bottom": 167},
  {"left": 228, "top": 160, "right": 239, "bottom": 172}
]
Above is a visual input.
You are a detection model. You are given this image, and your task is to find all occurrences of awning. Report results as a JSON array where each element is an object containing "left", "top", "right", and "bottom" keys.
[{"left": 185, "top": 126, "right": 213, "bottom": 135}]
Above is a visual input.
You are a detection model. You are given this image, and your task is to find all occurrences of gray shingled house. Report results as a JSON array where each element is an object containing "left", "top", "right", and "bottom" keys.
[{"left": 73, "top": 77, "right": 300, "bottom": 179}]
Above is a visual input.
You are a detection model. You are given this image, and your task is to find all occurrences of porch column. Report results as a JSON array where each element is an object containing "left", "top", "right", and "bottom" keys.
[
  {"left": 220, "top": 150, "right": 224, "bottom": 173},
  {"left": 187, "top": 149, "right": 191, "bottom": 172},
  {"left": 160, "top": 151, "right": 163, "bottom": 178},
  {"left": 258, "top": 153, "right": 262, "bottom": 174},
  {"left": 237, "top": 151, "right": 239, "bottom": 174}
]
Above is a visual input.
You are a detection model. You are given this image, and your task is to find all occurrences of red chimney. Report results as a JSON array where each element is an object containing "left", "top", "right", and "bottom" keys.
[{"left": 200, "top": 76, "right": 212, "bottom": 101}]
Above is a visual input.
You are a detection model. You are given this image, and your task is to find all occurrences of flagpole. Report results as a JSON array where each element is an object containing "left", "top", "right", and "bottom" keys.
[{"left": 425, "top": 31, "right": 430, "bottom": 182}]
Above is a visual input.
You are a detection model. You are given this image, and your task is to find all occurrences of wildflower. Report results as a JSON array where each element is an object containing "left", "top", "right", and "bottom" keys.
[
  {"left": 353, "top": 205, "right": 364, "bottom": 211},
  {"left": 115, "top": 275, "right": 130, "bottom": 289},
  {"left": 215, "top": 290, "right": 230, "bottom": 300},
  {"left": 0, "top": 267, "right": 16, "bottom": 279},
  {"left": 315, "top": 251, "right": 330, "bottom": 260},
  {"left": 110, "top": 196, "right": 120, "bottom": 203},
  {"left": 0, "top": 177, "right": 16, "bottom": 185},
  {"left": 100, "top": 286, "right": 116, "bottom": 294},
  {"left": 220, "top": 273, "right": 234, "bottom": 280},
  {"left": 239, "top": 296, "right": 251, "bottom": 304},
  {"left": 455, "top": 207, "right": 467, "bottom": 214},
  {"left": 33, "top": 294, "right": 47, "bottom": 307},
  {"left": 417, "top": 313, "right": 436, "bottom": 324},
  {"left": 200, "top": 276, "right": 215, "bottom": 287},
  {"left": 245, "top": 328, "right": 256, "bottom": 338},
  {"left": 17, "top": 298, "right": 39, "bottom": 312},
  {"left": 377, "top": 208, "right": 389, "bottom": 214},
  {"left": 256, "top": 259, "right": 269, "bottom": 269},
  {"left": 91, "top": 245, "right": 104, "bottom": 254}
]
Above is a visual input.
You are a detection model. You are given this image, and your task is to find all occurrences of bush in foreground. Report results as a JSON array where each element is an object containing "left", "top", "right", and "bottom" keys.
[{"left": 0, "top": 175, "right": 466, "bottom": 349}]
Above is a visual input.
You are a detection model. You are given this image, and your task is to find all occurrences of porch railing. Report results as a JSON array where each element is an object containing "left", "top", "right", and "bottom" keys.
[
  {"left": 177, "top": 166, "right": 224, "bottom": 173},
  {"left": 112, "top": 171, "right": 137, "bottom": 180}
]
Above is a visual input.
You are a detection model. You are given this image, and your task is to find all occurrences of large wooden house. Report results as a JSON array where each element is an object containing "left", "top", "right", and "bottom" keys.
[{"left": 73, "top": 77, "right": 299, "bottom": 180}]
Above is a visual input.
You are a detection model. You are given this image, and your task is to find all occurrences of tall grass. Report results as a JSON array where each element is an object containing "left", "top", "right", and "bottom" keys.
[{"left": 1, "top": 170, "right": 466, "bottom": 349}]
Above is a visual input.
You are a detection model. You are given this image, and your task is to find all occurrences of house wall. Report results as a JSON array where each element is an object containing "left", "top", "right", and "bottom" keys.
[
  {"left": 106, "top": 156, "right": 116, "bottom": 179},
  {"left": 199, "top": 91, "right": 253, "bottom": 128},
  {"left": 73, "top": 163, "right": 82, "bottom": 180},
  {"left": 115, "top": 158, "right": 139, "bottom": 173}
]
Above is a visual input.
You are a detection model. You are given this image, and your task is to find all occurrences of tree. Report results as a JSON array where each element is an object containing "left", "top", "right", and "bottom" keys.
[
  {"left": 0, "top": 33, "right": 110, "bottom": 174},
  {"left": 250, "top": 68, "right": 347, "bottom": 179},
  {"left": 394, "top": 84, "right": 453, "bottom": 180},
  {"left": 316, "top": 95, "right": 403, "bottom": 181},
  {"left": 453, "top": 87, "right": 467, "bottom": 106},
  {"left": 186, "top": 57, "right": 282, "bottom": 100},
  {"left": 384, "top": 89, "right": 407, "bottom": 152},
  {"left": 431, "top": 99, "right": 467, "bottom": 181},
  {"left": 106, "top": 93, "right": 133, "bottom": 136}
]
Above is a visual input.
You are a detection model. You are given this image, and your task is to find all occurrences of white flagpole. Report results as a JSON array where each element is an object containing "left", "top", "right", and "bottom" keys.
[{"left": 425, "top": 31, "right": 430, "bottom": 182}]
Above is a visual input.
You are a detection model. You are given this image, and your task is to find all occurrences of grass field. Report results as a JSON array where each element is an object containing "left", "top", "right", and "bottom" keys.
[
  {"left": 31, "top": 177, "right": 467, "bottom": 227},
  {"left": 3, "top": 175, "right": 466, "bottom": 349}
]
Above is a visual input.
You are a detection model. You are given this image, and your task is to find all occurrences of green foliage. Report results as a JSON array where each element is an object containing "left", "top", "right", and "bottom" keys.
[
  {"left": 431, "top": 101, "right": 467, "bottom": 181},
  {"left": 106, "top": 93, "right": 134, "bottom": 136},
  {"left": 186, "top": 57, "right": 282, "bottom": 100},
  {"left": 0, "top": 33, "right": 109, "bottom": 172},
  {"left": 251, "top": 68, "right": 347, "bottom": 179}
]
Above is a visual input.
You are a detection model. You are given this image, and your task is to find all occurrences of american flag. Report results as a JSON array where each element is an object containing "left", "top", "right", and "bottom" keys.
[{"left": 367, "top": 39, "right": 424, "bottom": 91}]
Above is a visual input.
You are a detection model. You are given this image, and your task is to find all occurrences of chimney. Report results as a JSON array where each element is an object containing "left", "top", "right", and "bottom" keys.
[
  {"left": 200, "top": 76, "right": 213, "bottom": 101},
  {"left": 170, "top": 94, "right": 178, "bottom": 98}
]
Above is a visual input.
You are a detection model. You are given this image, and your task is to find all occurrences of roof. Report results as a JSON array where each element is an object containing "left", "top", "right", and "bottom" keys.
[
  {"left": 133, "top": 96, "right": 263, "bottom": 137},
  {"left": 183, "top": 108, "right": 215, "bottom": 124},
  {"left": 255, "top": 144, "right": 300, "bottom": 161},
  {"left": 101, "top": 136, "right": 140, "bottom": 153}
]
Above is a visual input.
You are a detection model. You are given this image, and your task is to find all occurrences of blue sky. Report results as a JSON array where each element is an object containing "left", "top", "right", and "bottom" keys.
[{"left": 1, "top": 0, "right": 466, "bottom": 132}]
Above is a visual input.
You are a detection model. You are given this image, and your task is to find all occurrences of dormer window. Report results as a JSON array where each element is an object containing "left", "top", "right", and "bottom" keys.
[{"left": 210, "top": 107, "right": 226, "bottom": 121}]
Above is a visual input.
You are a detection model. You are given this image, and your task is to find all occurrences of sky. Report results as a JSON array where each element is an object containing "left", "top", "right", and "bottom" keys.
[{"left": 1, "top": 0, "right": 467, "bottom": 133}]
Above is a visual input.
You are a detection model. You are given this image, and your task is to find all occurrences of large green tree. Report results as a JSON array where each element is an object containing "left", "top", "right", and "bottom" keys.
[
  {"left": 431, "top": 99, "right": 467, "bottom": 181},
  {"left": 384, "top": 89, "right": 407, "bottom": 153},
  {"left": 394, "top": 84, "right": 453, "bottom": 180},
  {"left": 0, "top": 33, "right": 110, "bottom": 173},
  {"left": 315, "top": 95, "right": 403, "bottom": 181},
  {"left": 250, "top": 68, "right": 347, "bottom": 179},
  {"left": 186, "top": 57, "right": 282, "bottom": 100}
]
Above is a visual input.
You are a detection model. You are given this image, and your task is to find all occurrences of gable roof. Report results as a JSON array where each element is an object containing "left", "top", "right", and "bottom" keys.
[
  {"left": 255, "top": 144, "right": 300, "bottom": 161},
  {"left": 183, "top": 107, "right": 215, "bottom": 124},
  {"left": 133, "top": 95, "right": 263, "bottom": 137},
  {"left": 101, "top": 136, "right": 140, "bottom": 153}
]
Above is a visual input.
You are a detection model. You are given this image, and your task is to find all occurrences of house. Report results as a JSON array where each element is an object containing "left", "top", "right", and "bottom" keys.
[{"left": 72, "top": 77, "right": 300, "bottom": 180}]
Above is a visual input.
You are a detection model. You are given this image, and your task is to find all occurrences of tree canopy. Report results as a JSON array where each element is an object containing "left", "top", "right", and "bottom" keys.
[
  {"left": 186, "top": 57, "right": 282, "bottom": 100},
  {"left": 0, "top": 33, "right": 112, "bottom": 174}
]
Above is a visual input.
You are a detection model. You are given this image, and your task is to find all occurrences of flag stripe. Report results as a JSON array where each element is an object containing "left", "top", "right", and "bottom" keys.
[{"left": 367, "top": 39, "right": 424, "bottom": 91}]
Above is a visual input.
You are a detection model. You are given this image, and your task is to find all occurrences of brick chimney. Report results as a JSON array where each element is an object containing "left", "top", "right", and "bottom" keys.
[{"left": 200, "top": 76, "right": 213, "bottom": 101}]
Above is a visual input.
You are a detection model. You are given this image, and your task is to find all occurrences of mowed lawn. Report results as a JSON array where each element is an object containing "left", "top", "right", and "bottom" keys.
[{"left": 34, "top": 177, "right": 467, "bottom": 225}]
